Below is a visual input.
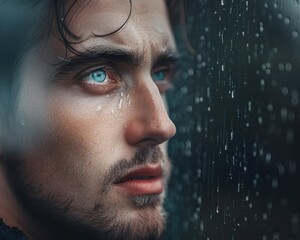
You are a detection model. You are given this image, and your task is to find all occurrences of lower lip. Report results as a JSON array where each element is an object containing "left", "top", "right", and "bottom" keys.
[{"left": 115, "top": 178, "right": 164, "bottom": 196}]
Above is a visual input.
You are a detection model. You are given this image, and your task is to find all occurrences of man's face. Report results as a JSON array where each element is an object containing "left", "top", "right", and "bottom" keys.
[{"left": 10, "top": 0, "right": 177, "bottom": 239}]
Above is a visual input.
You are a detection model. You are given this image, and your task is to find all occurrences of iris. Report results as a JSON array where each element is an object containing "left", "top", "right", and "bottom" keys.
[
  {"left": 88, "top": 69, "right": 107, "bottom": 83},
  {"left": 152, "top": 70, "right": 166, "bottom": 81}
]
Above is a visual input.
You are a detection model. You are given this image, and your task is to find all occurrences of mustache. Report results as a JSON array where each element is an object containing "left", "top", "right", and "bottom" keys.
[{"left": 101, "top": 146, "right": 164, "bottom": 194}]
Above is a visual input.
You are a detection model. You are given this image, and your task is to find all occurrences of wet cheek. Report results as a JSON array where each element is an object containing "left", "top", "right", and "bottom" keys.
[
  {"left": 17, "top": 86, "right": 132, "bottom": 194},
  {"left": 47, "top": 90, "right": 130, "bottom": 158}
]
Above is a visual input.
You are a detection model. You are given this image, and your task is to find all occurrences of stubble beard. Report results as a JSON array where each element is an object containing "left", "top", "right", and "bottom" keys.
[{"left": 4, "top": 147, "right": 169, "bottom": 240}]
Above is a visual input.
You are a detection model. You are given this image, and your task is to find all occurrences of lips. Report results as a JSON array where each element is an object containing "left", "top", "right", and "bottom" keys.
[{"left": 114, "top": 165, "right": 164, "bottom": 196}]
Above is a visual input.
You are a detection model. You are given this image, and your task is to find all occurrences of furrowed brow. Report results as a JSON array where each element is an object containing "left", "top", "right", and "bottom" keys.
[{"left": 56, "top": 47, "right": 143, "bottom": 72}]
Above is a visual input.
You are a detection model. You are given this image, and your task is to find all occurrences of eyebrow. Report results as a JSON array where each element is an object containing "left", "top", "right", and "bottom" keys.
[{"left": 55, "top": 46, "right": 180, "bottom": 75}]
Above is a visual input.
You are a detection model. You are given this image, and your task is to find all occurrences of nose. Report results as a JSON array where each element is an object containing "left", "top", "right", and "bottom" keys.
[{"left": 125, "top": 78, "right": 176, "bottom": 147}]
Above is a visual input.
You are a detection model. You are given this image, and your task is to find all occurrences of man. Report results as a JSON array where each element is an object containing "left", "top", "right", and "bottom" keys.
[{"left": 0, "top": 0, "right": 180, "bottom": 239}]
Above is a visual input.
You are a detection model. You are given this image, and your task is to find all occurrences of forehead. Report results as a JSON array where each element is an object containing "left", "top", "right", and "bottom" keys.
[{"left": 54, "top": 0, "right": 175, "bottom": 57}]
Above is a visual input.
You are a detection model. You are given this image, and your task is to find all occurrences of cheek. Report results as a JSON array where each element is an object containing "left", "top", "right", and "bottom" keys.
[
  {"left": 48, "top": 89, "right": 127, "bottom": 153},
  {"left": 15, "top": 76, "right": 134, "bottom": 196}
]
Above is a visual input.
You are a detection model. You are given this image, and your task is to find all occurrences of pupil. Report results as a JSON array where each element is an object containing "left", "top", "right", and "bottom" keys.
[
  {"left": 154, "top": 71, "right": 164, "bottom": 81},
  {"left": 92, "top": 69, "right": 106, "bottom": 82}
]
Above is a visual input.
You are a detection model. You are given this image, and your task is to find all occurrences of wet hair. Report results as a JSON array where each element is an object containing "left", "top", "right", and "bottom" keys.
[
  {"left": 0, "top": 0, "right": 184, "bottom": 70},
  {"left": 51, "top": 0, "right": 185, "bottom": 55},
  {"left": 51, "top": 0, "right": 133, "bottom": 55}
]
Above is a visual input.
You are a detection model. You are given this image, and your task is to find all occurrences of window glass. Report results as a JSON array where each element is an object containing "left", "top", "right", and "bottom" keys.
[{"left": 165, "top": 1, "right": 300, "bottom": 239}]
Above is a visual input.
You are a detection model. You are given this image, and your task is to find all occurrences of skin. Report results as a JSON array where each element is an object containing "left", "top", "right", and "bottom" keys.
[{"left": 0, "top": 0, "right": 177, "bottom": 239}]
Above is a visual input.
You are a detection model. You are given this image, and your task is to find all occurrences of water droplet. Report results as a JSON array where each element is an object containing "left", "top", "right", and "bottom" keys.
[
  {"left": 266, "top": 153, "right": 272, "bottom": 163},
  {"left": 285, "top": 62, "right": 292, "bottom": 72},
  {"left": 231, "top": 91, "right": 235, "bottom": 98},
  {"left": 260, "top": 26, "right": 264, "bottom": 33},
  {"left": 126, "top": 94, "right": 132, "bottom": 106},
  {"left": 96, "top": 106, "right": 102, "bottom": 113},
  {"left": 263, "top": 213, "right": 268, "bottom": 220},
  {"left": 284, "top": 17, "right": 290, "bottom": 25},
  {"left": 292, "top": 214, "right": 299, "bottom": 226},
  {"left": 181, "top": 87, "right": 188, "bottom": 94},
  {"left": 267, "top": 104, "right": 273, "bottom": 112},
  {"left": 216, "top": 204, "right": 220, "bottom": 213},
  {"left": 267, "top": 202, "right": 273, "bottom": 210},
  {"left": 200, "top": 221, "right": 204, "bottom": 231},
  {"left": 272, "top": 179, "right": 278, "bottom": 189},
  {"left": 278, "top": 63, "right": 284, "bottom": 71},
  {"left": 118, "top": 99, "right": 123, "bottom": 110},
  {"left": 292, "top": 29, "right": 299, "bottom": 38},
  {"left": 291, "top": 90, "right": 299, "bottom": 106}
]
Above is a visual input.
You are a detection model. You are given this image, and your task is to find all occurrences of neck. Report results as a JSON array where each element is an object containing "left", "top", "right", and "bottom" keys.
[
  {"left": 0, "top": 165, "right": 25, "bottom": 227},
  {"left": 0, "top": 164, "right": 53, "bottom": 240}
]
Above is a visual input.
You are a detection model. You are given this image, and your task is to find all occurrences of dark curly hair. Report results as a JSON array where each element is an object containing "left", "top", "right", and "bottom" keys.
[
  {"left": 51, "top": 0, "right": 185, "bottom": 55},
  {"left": 0, "top": 0, "right": 184, "bottom": 69}
]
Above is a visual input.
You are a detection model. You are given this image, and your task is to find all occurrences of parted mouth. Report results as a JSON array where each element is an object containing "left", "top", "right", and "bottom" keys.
[
  {"left": 114, "top": 164, "right": 163, "bottom": 183},
  {"left": 113, "top": 164, "right": 164, "bottom": 196}
]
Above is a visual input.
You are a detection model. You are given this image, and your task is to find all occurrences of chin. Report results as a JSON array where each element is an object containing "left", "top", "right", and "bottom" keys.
[
  {"left": 61, "top": 193, "right": 167, "bottom": 240},
  {"left": 115, "top": 206, "right": 166, "bottom": 240},
  {"left": 104, "top": 196, "right": 166, "bottom": 240}
]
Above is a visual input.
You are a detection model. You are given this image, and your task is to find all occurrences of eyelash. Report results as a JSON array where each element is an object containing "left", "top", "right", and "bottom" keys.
[{"left": 59, "top": 62, "right": 176, "bottom": 95}]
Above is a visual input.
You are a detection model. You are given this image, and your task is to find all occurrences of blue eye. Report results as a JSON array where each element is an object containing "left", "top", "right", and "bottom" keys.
[
  {"left": 87, "top": 68, "right": 107, "bottom": 83},
  {"left": 152, "top": 70, "right": 166, "bottom": 81}
]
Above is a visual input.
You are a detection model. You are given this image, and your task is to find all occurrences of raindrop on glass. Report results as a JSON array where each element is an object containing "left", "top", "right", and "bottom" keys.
[
  {"left": 285, "top": 62, "right": 292, "bottom": 72},
  {"left": 284, "top": 17, "right": 291, "bottom": 25},
  {"left": 292, "top": 29, "right": 299, "bottom": 38}
]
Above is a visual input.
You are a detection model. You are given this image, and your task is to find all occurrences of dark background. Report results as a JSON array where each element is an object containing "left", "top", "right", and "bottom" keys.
[{"left": 164, "top": 0, "right": 300, "bottom": 239}]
